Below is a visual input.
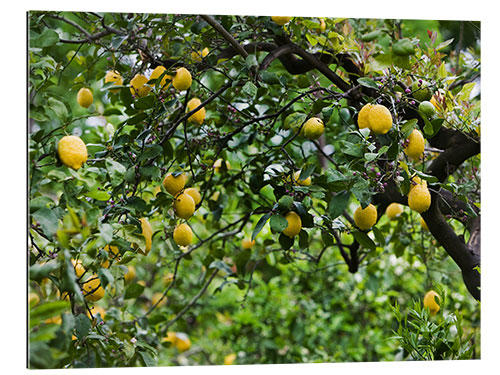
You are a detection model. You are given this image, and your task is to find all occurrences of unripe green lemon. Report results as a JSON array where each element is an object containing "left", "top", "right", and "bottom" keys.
[
  {"left": 163, "top": 173, "right": 188, "bottom": 196},
  {"left": 354, "top": 203, "right": 378, "bottom": 230},
  {"left": 282, "top": 211, "right": 302, "bottom": 238},
  {"left": 174, "top": 193, "right": 196, "bottom": 219},
  {"left": 104, "top": 70, "right": 123, "bottom": 93},
  {"left": 404, "top": 129, "right": 425, "bottom": 160},
  {"left": 303, "top": 117, "right": 324, "bottom": 140},
  {"left": 187, "top": 98, "right": 206, "bottom": 125},
  {"left": 271, "top": 16, "right": 292, "bottom": 25},
  {"left": 293, "top": 171, "right": 311, "bottom": 186},
  {"left": 130, "top": 74, "right": 151, "bottom": 97},
  {"left": 408, "top": 184, "right": 431, "bottom": 213},
  {"left": 57, "top": 135, "right": 88, "bottom": 170},
  {"left": 149, "top": 65, "right": 171, "bottom": 90},
  {"left": 385, "top": 203, "right": 403, "bottom": 219},
  {"left": 368, "top": 104, "right": 392, "bottom": 134},
  {"left": 411, "top": 81, "right": 432, "bottom": 101},
  {"left": 423, "top": 290, "right": 440, "bottom": 316},
  {"left": 173, "top": 223, "right": 193, "bottom": 246},
  {"left": 419, "top": 101, "right": 437, "bottom": 118},
  {"left": 77, "top": 87, "right": 93, "bottom": 108},
  {"left": 82, "top": 276, "right": 105, "bottom": 302},
  {"left": 184, "top": 187, "right": 201, "bottom": 205},
  {"left": 357, "top": 103, "right": 373, "bottom": 130},
  {"left": 172, "top": 67, "right": 192, "bottom": 91}
]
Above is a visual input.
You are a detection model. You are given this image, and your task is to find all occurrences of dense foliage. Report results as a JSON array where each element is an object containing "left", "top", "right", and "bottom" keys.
[{"left": 28, "top": 12, "right": 481, "bottom": 368}]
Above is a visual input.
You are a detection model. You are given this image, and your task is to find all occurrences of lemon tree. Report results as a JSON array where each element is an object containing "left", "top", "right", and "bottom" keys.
[{"left": 28, "top": 12, "right": 480, "bottom": 368}]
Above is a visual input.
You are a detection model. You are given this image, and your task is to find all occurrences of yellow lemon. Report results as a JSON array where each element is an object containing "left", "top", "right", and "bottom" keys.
[
  {"left": 319, "top": 18, "right": 326, "bottom": 32},
  {"left": 224, "top": 353, "right": 237, "bottom": 365},
  {"left": 187, "top": 97, "right": 206, "bottom": 124},
  {"left": 57, "top": 135, "right": 88, "bottom": 170},
  {"left": 151, "top": 292, "right": 167, "bottom": 307},
  {"left": 163, "top": 272, "right": 174, "bottom": 286},
  {"left": 173, "top": 223, "right": 193, "bottom": 246},
  {"left": 354, "top": 204, "right": 377, "bottom": 230},
  {"left": 303, "top": 117, "right": 324, "bottom": 140},
  {"left": 149, "top": 65, "right": 171, "bottom": 90},
  {"left": 87, "top": 305, "right": 106, "bottom": 319},
  {"left": 175, "top": 333, "right": 191, "bottom": 352},
  {"left": 130, "top": 73, "right": 151, "bottom": 97},
  {"left": 71, "top": 259, "right": 86, "bottom": 278},
  {"left": 423, "top": 290, "right": 440, "bottom": 315},
  {"left": 104, "top": 70, "right": 123, "bottom": 93},
  {"left": 282, "top": 211, "right": 302, "bottom": 238},
  {"left": 191, "top": 47, "right": 209, "bottom": 62},
  {"left": 385, "top": 203, "right": 403, "bottom": 219},
  {"left": 163, "top": 331, "right": 178, "bottom": 345},
  {"left": 45, "top": 315, "right": 62, "bottom": 325},
  {"left": 172, "top": 67, "right": 192, "bottom": 91},
  {"left": 124, "top": 265, "right": 136, "bottom": 282},
  {"left": 214, "top": 158, "right": 231, "bottom": 173},
  {"left": 184, "top": 187, "right": 201, "bottom": 205},
  {"left": 357, "top": 103, "right": 374, "bottom": 130},
  {"left": 173, "top": 193, "right": 196, "bottom": 219},
  {"left": 101, "top": 245, "right": 120, "bottom": 268},
  {"left": 271, "top": 16, "right": 292, "bottom": 25},
  {"left": 163, "top": 173, "right": 188, "bottom": 196},
  {"left": 408, "top": 184, "right": 431, "bottom": 213},
  {"left": 368, "top": 104, "right": 392, "bottom": 134},
  {"left": 409, "top": 175, "right": 427, "bottom": 192},
  {"left": 77, "top": 87, "right": 93, "bottom": 108},
  {"left": 29, "top": 292, "right": 40, "bottom": 306},
  {"left": 139, "top": 218, "right": 153, "bottom": 254},
  {"left": 242, "top": 238, "right": 255, "bottom": 249},
  {"left": 82, "top": 276, "right": 105, "bottom": 302},
  {"left": 293, "top": 170, "right": 311, "bottom": 186},
  {"left": 404, "top": 129, "right": 425, "bottom": 160},
  {"left": 420, "top": 217, "right": 429, "bottom": 231}
]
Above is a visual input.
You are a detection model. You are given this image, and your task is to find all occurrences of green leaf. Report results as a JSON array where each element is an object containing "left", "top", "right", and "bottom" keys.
[
  {"left": 298, "top": 230, "right": 309, "bottom": 249},
  {"left": 361, "top": 30, "right": 381, "bottom": 42},
  {"left": 328, "top": 191, "right": 350, "bottom": 220},
  {"left": 252, "top": 212, "right": 271, "bottom": 240},
  {"left": 352, "top": 179, "right": 372, "bottom": 208},
  {"left": 99, "top": 223, "right": 113, "bottom": 243},
  {"left": 279, "top": 233, "right": 294, "bottom": 250},
  {"left": 370, "top": 54, "right": 393, "bottom": 71},
  {"left": 278, "top": 195, "right": 293, "bottom": 211},
  {"left": 32, "top": 208, "right": 59, "bottom": 237},
  {"left": 260, "top": 71, "right": 280, "bottom": 85},
  {"left": 138, "top": 351, "right": 157, "bottom": 367},
  {"left": 30, "top": 301, "right": 70, "bottom": 326},
  {"left": 127, "top": 112, "right": 148, "bottom": 125},
  {"left": 341, "top": 141, "right": 364, "bottom": 157},
  {"left": 47, "top": 97, "right": 68, "bottom": 121},
  {"left": 306, "top": 33, "right": 318, "bottom": 46},
  {"left": 242, "top": 81, "right": 257, "bottom": 97},
  {"left": 134, "top": 95, "right": 156, "bottom": 110},
  {"left": 270, "top": 214, "right": 289, "bottom": 233},
  {"left": 85, "top": 190, "right": 111, "bottom": 201},
  {"left": 392, "top": 38, "right": 415, "bottom": 56},
  {"left": 30, "top": 29, "right": 59, "bottom": 48},
  {"left": 209, "top": 260, "right": 233, "bottom": 274},
  {"left": 372, "top": 226, "right": 386, "bottom": 246},
  {"left": 299, "top": 163, "right": 315, "bottom": 181},
  {"left": 401, "top": 119, "right": 418, "bottom": 138},
  {"left": 357, "top": 77, "right": 379, "bottom": 89},
  {"left": 352, "top": 230, "right": 376, "bottom": 250},
  {"left": 106, "top": 159, "right": 127, "bottom": 186},
  {"left": 138, "top": 145, "right": 163, "bottom": 162},
  {"left": 75, "top": 314, "right": 91, "bottom": 340},
  {"left": 124, "top": 282, "right": 145, "bottom": 299},
  {"left": 245, "top": 54, "right": 258, "bottom": 68}
]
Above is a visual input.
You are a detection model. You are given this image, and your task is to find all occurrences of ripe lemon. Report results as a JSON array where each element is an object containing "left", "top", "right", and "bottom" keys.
[
  {"left": 57, "top": 135, "right": 88, "bottom": 170},
  {"left": 184, "top": 187, "right": 201, "bottom": 205},
  {"left": 77, "top": 87, "right": 93, "bottom": 108},
  {"left": 139, "top": 218, "right": 153, "bottom": 254},
  {"left": 174, "top": 193, "right": 196, "bottom": 219},
  {"left": 420, "top": 217, "right": 429, "bottom": 231},
  {"left": 354, "top": 204, "right": 377, "bottom": 230},
  {"left": 242, "top": 238, "right": 255, "bottom": 249},
  {"left": 87, "top": 305, "right": 106, "bottom": 319},
  {"left": 163, "top": 173, "right": 188, "bottom": 196},
  {"left": 151, "top": 292, "right": 167, "bottom": 307},
  {"left": 124, "top": 265, "right": 136, "bottom": 282},
  {"left": 368, "top": 104, "right": 392, "bottom": 134},
  {"left": 293, "top": 171, "right": 312, "bottom": 186},
  {"left": 174, "top": 333, "right": 191, "bottom": 352},
  {"left": 214, "top": 158, "right": 231, "bottom": 173},
  {"left": 271, "top": 16, "right": 292, "bottom": 25},
  {"left": 173, "top": 223, "right": 193, "bottom": 246},
  {"left": 163, "top": 331, "right": 178, "bottom": 345},
  {"left": 409, "top": 176, "right": 427, "bottom": 192},
  {"left": 303, "top": 117, "right": 324, "bottom": 140},
  {"left": 191, "top": 47, "right": 209, "bottom": 62},
  {"left": 187, "top": 98, "right": 206, "bottom": 125},
  {"left": 172, "top": 67, "right": 192, "bottom": 91},
  {"left": 319, "top": 18, "right": 326, "bottom": 32},
  {"left": 130, "top": 73, "right": 151, "bottom": 97},
  {"left": 408, "top": 184, "right": 431, "bottom": 213},
  {"left": 82, "top": 276, "right": 105, "bottom": 302},
  {"left": 102, "top": 245, "right": 120, "bottom": 268},
  {"left": 423, "top": 290, "right": 440, "bottom": 315},
  {"left": 149, "top": 65, "right": 171, "bottom": 90},
  {"left": 357, "top": 103, "right": 374, "bottom": 130},
  {"left": 104, "top": 70, "right": 123, "bottom": 93},
  {"left": 282, "top": 211, "right": 302, "bottom": 238},
  {"left": 404, "top": 129, "right": 425, "bottom": 160},
  {"left": 385, "top": 203, "right": 403, "bottom": 219},
  {"left": 224, "top": 353, "right": 237, "bottom": 365},
  {"left": 71, "top": 259, "right": 86, "bottom": 278}
]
